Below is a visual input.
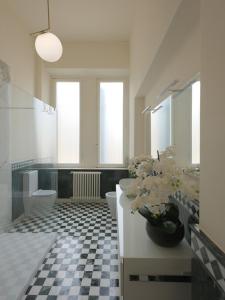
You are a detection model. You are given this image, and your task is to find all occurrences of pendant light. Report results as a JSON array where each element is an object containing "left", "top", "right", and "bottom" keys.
[{"left": 31, "top": 0, "right": 63, "bottom": 62}]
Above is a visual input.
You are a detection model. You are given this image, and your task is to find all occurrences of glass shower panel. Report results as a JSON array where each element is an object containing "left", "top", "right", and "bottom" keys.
[
  {"left": 10, "top": 84, "right": 57, "bottom": 220},
  {"left": 0, "top": 60, "right": 12, "bottom": 230}
]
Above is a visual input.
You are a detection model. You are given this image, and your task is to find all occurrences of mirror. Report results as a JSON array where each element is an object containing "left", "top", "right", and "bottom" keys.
[
  {"left": 151, "top": 96, "right": 172, "bottom": 158},
  {"left": 151, "top": 77, "right": 200, "bottom": 168}
]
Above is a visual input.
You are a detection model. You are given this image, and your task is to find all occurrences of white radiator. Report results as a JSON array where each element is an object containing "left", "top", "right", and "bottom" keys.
[{"left": 71, "top": 171, "right": 101, "bottom": 200}]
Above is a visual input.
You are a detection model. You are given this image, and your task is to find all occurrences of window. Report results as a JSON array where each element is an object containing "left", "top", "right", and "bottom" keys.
[
  {"left": 192, "top": 81, "right": 200, "bottom": 164},
  {"left": 56, "top": 81, "right": 80, "bottom": 163},
  {"left": 151, "top": 96, "right": 171, "bottom": 158},
  {"left": 99, "top": 82, "right": 124, "bottom": 165}
]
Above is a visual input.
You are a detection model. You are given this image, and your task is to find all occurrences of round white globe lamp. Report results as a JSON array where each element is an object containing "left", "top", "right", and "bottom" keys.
[{"left": 35, "top": 32, "right": 63, "bottom": 63}]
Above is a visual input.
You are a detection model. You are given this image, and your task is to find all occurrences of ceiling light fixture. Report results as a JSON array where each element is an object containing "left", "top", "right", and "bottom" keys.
[{"left": 31, "top": 0, "right": 63, "bottom": 62}]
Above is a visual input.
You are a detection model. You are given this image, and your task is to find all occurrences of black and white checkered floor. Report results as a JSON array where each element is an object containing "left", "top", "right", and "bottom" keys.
[{"left": 9, "top": 202, "right": 120, "bottom": 300}]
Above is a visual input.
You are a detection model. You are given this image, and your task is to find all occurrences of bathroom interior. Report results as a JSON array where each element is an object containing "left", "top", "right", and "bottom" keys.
[{"left": 0, "top": 0, "right": 225, "bottom": 299}]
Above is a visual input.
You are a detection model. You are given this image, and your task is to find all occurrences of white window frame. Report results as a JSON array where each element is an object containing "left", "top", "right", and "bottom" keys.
[
  {"left": 54, "top": 78, "right": 82, "bottom": 166},
  {"left": 97, "top": 79, "right": 129, "bottom": 168}
]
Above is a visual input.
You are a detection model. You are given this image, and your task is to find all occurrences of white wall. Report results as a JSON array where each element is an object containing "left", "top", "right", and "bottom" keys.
[
  {"left": 80, "top": 78, "right": 98, "bottom": 167},
  {"left": 35, "top": 56, "right": 50, "bottom": 105},
  {"left": 47, "top": 41, "right": 129, "bottom": 109},
  {"left": 10, "top": 86, "right": 56, "bottom": 163},
  {"left": 129, "top": 0, "right": 181, "bottom": 156},
  {"left": 0, "top": 62, "right": 11, "bottom": 230},
  {"left": 45, "top": 41, "right": 129, "bottom": 70},
  {"left": 134, "top": 97, "right": 145, "bottom": 156},
  {"left": 0, "top": 2, "right": 57, "bottom": 163},
  {"left": 144, "top": 0, "right": 200, "bottom": 108},
  {"left": 200, "top": 0, "right": 225, "bottom": 252},
  {"left": 0, "top": 0, "right": 35, "bottom": 95},
  {"left": 130, "top": 0, "right": 181, "bottom": 98},
  {"left": 128, "top": 0, "right": 200, "bottom": 157},
  {"left": 48, "top": 41, "right": 129, "bottom": 167},
  {"left": 130, "top": 0, "right": 200, "bottom": 158}
]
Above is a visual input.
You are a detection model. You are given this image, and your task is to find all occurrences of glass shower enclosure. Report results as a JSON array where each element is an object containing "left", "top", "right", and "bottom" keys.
[{"left": 0, "top": 60, "right": 12, "bottom": 231}]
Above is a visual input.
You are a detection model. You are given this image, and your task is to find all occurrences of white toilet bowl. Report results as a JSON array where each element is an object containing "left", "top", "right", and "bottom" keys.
[
  {"left": 31, "top": 189, "right": 56, "bottom": 216},
  {"left": 23, "top": 170, "right": 57, "bottom": 216}
]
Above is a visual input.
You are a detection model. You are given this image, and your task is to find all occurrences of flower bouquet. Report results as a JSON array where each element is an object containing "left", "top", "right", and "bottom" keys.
[{"left": 129, "top": 146, "right": 199, "bottom": 247}]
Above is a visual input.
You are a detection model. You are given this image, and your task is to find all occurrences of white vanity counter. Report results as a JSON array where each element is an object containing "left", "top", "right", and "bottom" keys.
[{"left": 116, "top": 185, "right": 193, "bottom": 300}]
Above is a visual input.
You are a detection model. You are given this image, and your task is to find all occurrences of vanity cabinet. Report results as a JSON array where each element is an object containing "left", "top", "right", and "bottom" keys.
[{"left": 116, "top": 185, "right": 192, "bottom": 300}]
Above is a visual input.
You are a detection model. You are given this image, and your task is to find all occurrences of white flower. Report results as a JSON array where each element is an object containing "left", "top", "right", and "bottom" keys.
[
  {"left": 159, "top": 145, "right": 176, "bottom": 159},
  {"left": 129, "top": 146, "right": 200, "bottom": 212},
  {"left": 154, "top": 156, "right": 181, "bottom": 178},
  {"left": 180, "top": 172, "right": 200, "bottom": 200},
  {"left": 126, "top": 177, "right": 142, "bottom": 198},
  {"left": 131, "top": 194, "right": 150, "bottom": 211},
  {"left": 141, "top": 175, "right": 154, "bottom": 190},
  {"left": 136, "top": 160, "right": 154, "bottom": 178},
  {"left": 128, "top": 154, "right": 153, "bottom": 177}
]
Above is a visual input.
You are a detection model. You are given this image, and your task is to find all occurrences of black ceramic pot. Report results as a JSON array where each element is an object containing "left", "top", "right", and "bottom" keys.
[{"left": 146, "top": 220, "right": 184, "bottom": 247}]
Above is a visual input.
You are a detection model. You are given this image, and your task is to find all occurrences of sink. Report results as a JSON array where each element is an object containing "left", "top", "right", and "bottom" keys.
[{"left": 119, "top": 178, "right": 135, "bottom": 191}]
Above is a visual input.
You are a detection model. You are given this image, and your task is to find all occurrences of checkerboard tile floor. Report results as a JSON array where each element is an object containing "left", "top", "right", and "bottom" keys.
[{"left": 9, "top": 202, "right": 120, "bottom": 300}]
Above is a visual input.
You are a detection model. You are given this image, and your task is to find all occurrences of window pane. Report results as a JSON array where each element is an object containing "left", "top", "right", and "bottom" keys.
[
  {"left": 99, "top": 82, "right": 123, "bottom": 164},
  {"left": 192, "top": 81, "right": 200, "bottom": 164},
  {"left": 151, "top": 97, "right": 171, "bottom": 158},
  {"left": 56, "top": 82, "right": 80, "bottom": 163}
]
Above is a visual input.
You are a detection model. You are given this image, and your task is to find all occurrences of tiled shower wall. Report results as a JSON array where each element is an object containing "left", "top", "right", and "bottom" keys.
[
  {"left": 12, "top": 163, "right": 128, "bottom": 220},
  {"left": 12, "top": 162, "right": 58, "bottom": 220},
  {"left": 8, "top": 77, "right": 57, "bottom": 220},
  {"left": 191, "top": 225, "right": 225, "bottom": 300},
  {"left": 171, "top": 192, "right": 225, "bottom": 300},
  {"left": 55, "top": 168, "right": 129, "bottom": 199},
  {"left": 12, "top": 168, "right": 25, "bottom": 220}
]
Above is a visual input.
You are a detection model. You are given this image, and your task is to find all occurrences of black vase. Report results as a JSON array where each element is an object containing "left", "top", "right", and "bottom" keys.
[{"left": 146, "top": 220, "right": 184, "bottom": 247}]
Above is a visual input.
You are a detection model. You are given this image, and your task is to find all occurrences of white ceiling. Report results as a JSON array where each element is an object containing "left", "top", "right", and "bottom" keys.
[{"left": 7, "top": 0, "right": 135, "bottom": 42}]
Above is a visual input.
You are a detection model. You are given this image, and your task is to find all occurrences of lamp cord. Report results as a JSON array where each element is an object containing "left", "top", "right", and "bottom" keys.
[
  {"left": 30, "top": 0, "right": 51, "bottom": 35},
  {"left": 47, "top": 0, "right": 50, "bottom": 31}
]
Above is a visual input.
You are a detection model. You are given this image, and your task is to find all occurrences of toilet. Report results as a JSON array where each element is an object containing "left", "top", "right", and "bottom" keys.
[{"left": 23, "top": 170, "right": 57, "bottom": 216}]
